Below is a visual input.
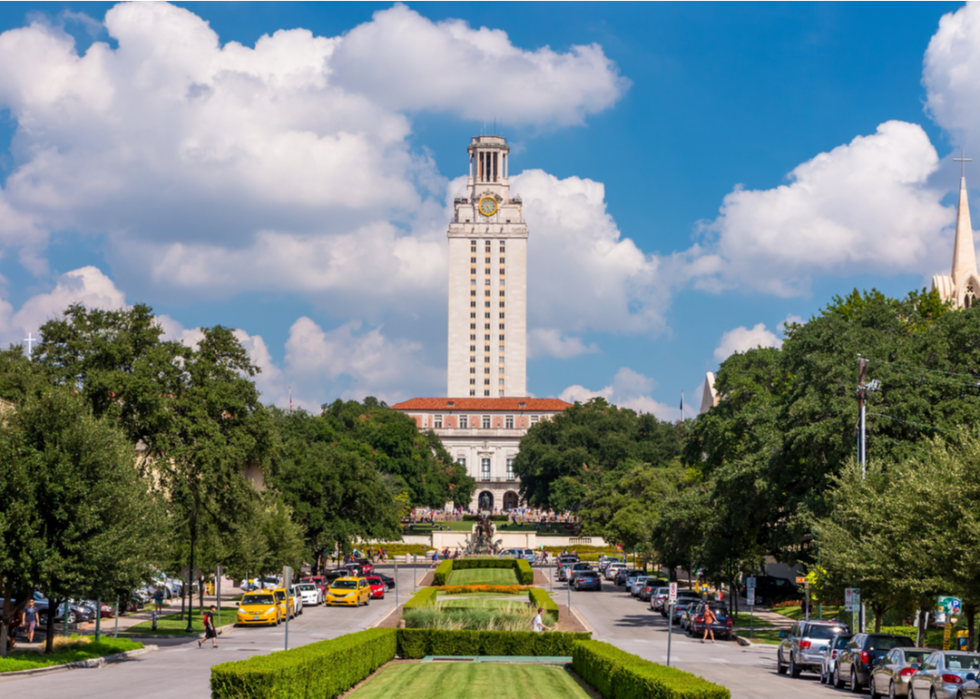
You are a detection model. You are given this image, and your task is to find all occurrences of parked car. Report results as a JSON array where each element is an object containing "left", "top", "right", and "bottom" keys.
[
  {"left": 650, "top": 587, "right": 671, "bottom": 611},
  {"left": 574, "top": 570, "right": 602, "bottom": 591},
  {"left": 355, "top": 559, "right": 374, "bottom": 576},
  {"left": 300, "top": 576, "right": 328, "bottom": 596},
  {"left": 295, "top": 583, "right": 322, "bottom": 607},
  {"left": 236, "top": 590, "right": 282, "bottom": 627},
  {"left": 498, "top": 548, "right": 536, "bottom": 562},
  {"left": 819, "top": 632, "right": 854, "bottom": 685},
  {"left": 636, "top": 578, "right": 668, "bottom": 600},
  {"left": 629, "top": 576, "right": 651, "bottom": 597},
  {"left": 869, "top": 646, "right": 931, "bottom": 698},
  {"left": 604, "top": 562, "right": 627, "bottom": 580},
  {"left": 324, "top": 577, "right": 371, "bottom": 607},
  {"left": 777, "top": 620, "right": 850, "bottom": 678},
  {"left": 556, "top": 556, "right": 579, "bottom": 580},
  {"left": 375, "top": 573, "right": 396, "bottom": 591},
  {"left": 598, "top": 556, "right": 623, "bottom": 573},
  {"left": 615, "top": 568, "right": 642, "bottom": 587},
  {"left": 288, "top": 585, "right": 304, "bottom": 615},
  {"left": 907, "top": 650, "right": 980, "bottom": 699},
  {"left": 687, "top": 602, "right": 734, "bottom": 640},
  {"left": 567, "top": 563, "right": 594, "bottom": 586},
  {"left": 661, "top": 590, "right": 701, "bottom": 618},
  {"left": 364, "top": 576, "right": 386, "bottom": 600},
  {"left": 740, "top": 575, "right": 799, "bottom": 604},
  {"left": 834, "top": 633, "right": 914, "bottom": 691},
  {"left": 676, "top": 601, "right": 699, "bottom": 629}
]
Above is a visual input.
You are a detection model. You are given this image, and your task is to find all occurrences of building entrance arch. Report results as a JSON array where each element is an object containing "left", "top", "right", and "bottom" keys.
[
  {"left": 503, "top": 491, "right": 519, "bottom": 511},
  {"left": 478, "top": 491, "right": 494, "bottom": 512}
]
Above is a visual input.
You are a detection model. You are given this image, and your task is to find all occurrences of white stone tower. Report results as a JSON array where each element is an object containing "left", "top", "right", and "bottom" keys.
[
  {"left": 933, "top": 151, "right": 980, "bottom": 308},
  {"left": 447, "top": 135, "right": 528, "bottom": 397}
]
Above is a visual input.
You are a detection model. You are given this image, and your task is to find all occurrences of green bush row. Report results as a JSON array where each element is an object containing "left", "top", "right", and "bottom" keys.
[
  {"left": 572, "top": 640, "right": 730, "bottom": 699},
  {"left": 210, "top": 628, "right": 396, "bottom": 699},
  {"left": 403, "top": 587, "right": 438, "bottom": 609},
  {"left": 432, "top": 558, "right": 533, "bottom": 585},
  {"left": 397, "top": 629, "right": 591, "bottom": 659},
  {"left": 527, "top": 588, "right": 559, "bottom": 625}
]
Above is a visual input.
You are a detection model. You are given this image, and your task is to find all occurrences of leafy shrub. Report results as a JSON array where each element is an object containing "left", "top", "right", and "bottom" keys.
[
  {"left": 771, "top": 600, "right": 802, "bottom": 610},
  {"left": 402, "top": 587, "right": 438, "bottom": 609},
  {"left": 210, "top": 628, "right": 396, "bottom": 699},
  {"left": 572, "top": 640, "right": 730, "bottom": 699},
  {"left": 528, "top": 588, "right": 559, "bottom": 625},
  {"left": 439, "top": 585, "right": 529, "bottom": 594},
  {"left": 372, "top": 544, "right": 430, "bottom": 556},
  {"left": 543, "top": 545, "right": 620, "bottom": 554},
  {"left": 397, "top": 629, "right": 591, "bottom": 659},
  {"left": 403, "top": 607, "right": 538, "bottom": 632},
  {"left": 432, "top": 558, "right": 533, "bottom": 585}
]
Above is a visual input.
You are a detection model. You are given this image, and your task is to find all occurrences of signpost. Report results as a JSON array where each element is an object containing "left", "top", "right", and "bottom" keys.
[
  {"left": 216, "top": 565, "right": 223, "bottom": 627},
  {"left": 845, "top": 588, "right": 861, "bottom": 632},
  {"left": 282, "top": 565, "right": 292, "bottom": 651},
  {"left": 747, "top": 587, "right": 755, "bottom": 638},
  {"left": 796, "top": 577, "right": 809, "bottom": 621},
  {"left": 667, "top": 582, "right": 677, "bottom": 666},
  {"left": 939, "top": 597, "right": 962, "bottom": 650}
]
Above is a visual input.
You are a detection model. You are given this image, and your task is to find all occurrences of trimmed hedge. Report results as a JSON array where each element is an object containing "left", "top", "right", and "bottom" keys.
[
  {"left": 403, "top": 587, "right": 438, "bottom": 609},
  {"left": 210, "top": 628, "right": 396, "bottom": 699},
  {"left": 572, "top": 640, "right": 730, "bottom": 699},
  {"left": 528, "top": 587, "right": 559, "bottom": 625},
  {"left": 433, "top": 558, "right": 533, "bottom": 585},
  {"left": 397, "top": 629, "right": 591, "bottom": 659}
]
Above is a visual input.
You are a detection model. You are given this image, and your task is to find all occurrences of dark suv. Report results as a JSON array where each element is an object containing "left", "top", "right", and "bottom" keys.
[
  {"left": 614, "top": 568, "right": 643, "bottom": 586},
  {"left": 740, "top": 575, "right": 800, "bottom": 604},
  {"left": 833, "top": 632, "right": 914, "bottom": 691}
]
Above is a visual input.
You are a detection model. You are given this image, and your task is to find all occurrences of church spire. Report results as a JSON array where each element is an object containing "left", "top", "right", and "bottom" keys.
[{"left": 952, "top": 150, "right": 977, "bottom": 283}]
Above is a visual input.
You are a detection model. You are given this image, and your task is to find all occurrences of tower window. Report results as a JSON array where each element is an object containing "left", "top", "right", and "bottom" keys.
[
  {"left": 499, "top": 323, "right": 505, "bottom": 330},
  {"left": 500, "top": 290, "right": 505, "bottom": 296},
  {"left": 470, "top": 356, "right": 475, "bottom": 362},
  {"left": 499, "top": 366, "right": 505, "bottom": 373},
  {"left": 470, "top": 345, "right": 476, "bottom": 351},
  {"left": 499, "top": 313, "right": 505, "bottom": 319},
  {"left": 470, "top": 378, "right": 475, "bottom": 385},
  {"left": 485, "top": 323, "right": 490, "bottom": 330},
  {"left": 485, "top": 279, "right": 490, "bottom": 286},
  {"left": 471, "top": 302, "right": 476, "bottom": 307},
  {"left": 499, "top": 302, "right": 505, "bottom": 308},
  {"left": 459, "top": 416, "right": 468, "bottom": 428},
  {"left": 500, "top": 257, "right": 505, "bottom": 264},
  {"left": 485, "top": 289, "right": 490, "bottom": 296},
  {"left": 470, "top": 390, "right": 475, "bottom": 396},
  {"left": 471, "top": 290, "right": 476, "bottom": 296},
  {"left": 485, "top": 312, "right": 490, "bottom": 318},
  {"left": 484, "top": 367, "right": 490, "bottom": 374},
  {"left": 470, "top": 312, "right": 476, "bottom": 318},
  {"left": 484, "top": 378, "right": 490, "bottom": 386},
  {"left": 484, "top": 389, "right": 490, "bottom": 396},
  {"left": 471, "top": 257, "right": 476, "bottom": 263},
  {"left": 470, "top": 334, "right": 476, "bottom": 341},
  {"left": 482, "top": 416, "right": 491, "bottom": 429},
  {"left": 470, "top": 367, "right": 476, "bottom": 373},
  {"left": 470, "top": 323, "right": 476, "bottom": 329},
  {"left": 485, "top": 302, "right": 490, "bottom": 308},
  {"left": 500, "top": 335, "right": 505, "bottom": 342}
]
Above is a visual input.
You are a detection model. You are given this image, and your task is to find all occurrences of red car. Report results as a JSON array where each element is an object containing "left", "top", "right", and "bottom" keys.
[
  {"left": 364, "top": 576, "right": 385, "bottom": 599},
  {"left": 356, "top": 559, "right": 374, "bottom": 576},
  {"left": 300, "top": 576, "right": 328, "bottom": 596}
]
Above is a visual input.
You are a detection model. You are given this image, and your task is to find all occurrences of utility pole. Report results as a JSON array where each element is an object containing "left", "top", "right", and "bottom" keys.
[{"left": 855, "top": 356, "right": 880, "bottom": 633}]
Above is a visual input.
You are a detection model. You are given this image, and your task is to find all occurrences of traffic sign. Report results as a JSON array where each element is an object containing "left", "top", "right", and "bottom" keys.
[
  {"left": 939, "top": 596, "right": 962, "bottom": 615},
  {"left": 747, "top": 588, "right": 755, "bottom": 606},
  {"left": 844, "top": 588, "right": 861, "bottom": 612},
  {"left": 746, "top": 576, "right": 756, "bottom": 589},
  {"left": 795, "top": 576, "right": 807, "bottom": 584},
  {"left": 668, "top": 582, "right": 677, "bottom": 604}
]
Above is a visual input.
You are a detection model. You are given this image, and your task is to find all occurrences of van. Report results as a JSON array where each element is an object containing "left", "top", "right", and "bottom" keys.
[{"left": 497, "top": 548, "right": 535, "bottom": 562}]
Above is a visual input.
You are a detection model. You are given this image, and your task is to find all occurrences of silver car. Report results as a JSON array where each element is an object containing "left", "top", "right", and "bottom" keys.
[
  {"left": 819, "top": 632, "right": 853, "bottom": 685},
  {"left": 650, "top": 587, "right": 670, "bottom": 611},
  {"left": 869, "top": 646, "right": 930, "bottom": 698},
  {"left": 630, "top": 576, "right": 651, "bottom": 597},
  {"left": 777, "top": 620, "right": 850, "bottom": 678},
  {"left": 605, "top": 563, "right": 626, "bottom": 580},
  {"left": 908, "top": 651, "right": 980, "bottom": 699}
]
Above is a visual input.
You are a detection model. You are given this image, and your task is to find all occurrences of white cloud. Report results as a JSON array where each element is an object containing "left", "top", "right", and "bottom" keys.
[
  {"left": 528, "top": 328, "right": 599, "bottom": 359},
  {"left": 924, "top": 4, "right": 980, "bottom": 154},
  {"left": 697, "top": 121, "right": 954, "bottom": 296},
  {"left": 559, "top": 367, "right": 679, "bottom": 421},
  {"left": 329, "top": 4, "right": 629, "bottom": 126},
  {"left": 777, "top": 313, "right": 804, "bottom": 334},
  {"left": 713, "top": 322, "right": 782, "bottom": 362}
]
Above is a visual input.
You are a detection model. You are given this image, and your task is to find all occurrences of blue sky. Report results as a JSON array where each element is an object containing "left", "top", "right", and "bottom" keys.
[{"left": 0, "top": 1, "right": 975, "bottom": 416}]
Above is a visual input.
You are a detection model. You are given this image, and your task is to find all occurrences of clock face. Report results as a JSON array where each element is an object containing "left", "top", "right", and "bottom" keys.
[{"left": 478, "top": 196, "right": 498, "bottom": 217}]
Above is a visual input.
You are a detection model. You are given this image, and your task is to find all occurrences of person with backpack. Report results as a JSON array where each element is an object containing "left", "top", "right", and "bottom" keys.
[
  {"left": 198, "top": 605, "right": 218, "bottom": 648},
  {"left": 701, "top": 604, "right": 717, "bottom": 643}
]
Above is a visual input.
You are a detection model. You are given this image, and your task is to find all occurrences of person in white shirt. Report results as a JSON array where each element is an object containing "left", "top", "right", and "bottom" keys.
[{"left": 532, "top": 608, "right": 553, "bottom": 633}]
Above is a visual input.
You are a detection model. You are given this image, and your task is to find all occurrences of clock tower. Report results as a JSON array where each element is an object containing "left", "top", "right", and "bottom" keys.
[{"left": 447, "top": 135, "right": 528, "bottom": 397}]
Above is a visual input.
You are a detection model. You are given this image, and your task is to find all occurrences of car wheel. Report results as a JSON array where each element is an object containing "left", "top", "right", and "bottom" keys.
[
  {"left": 870, "top": 675, "right": 880, "bottom": 699},
  {"left": 833, "top": 666, "right": 845, "bottom": 690},
  {"left": 930, "top": 691, "right": 937, "bottom": 699},
  {"left": 790, "top": 654, "right": 801, "bottom": 679},
  {"left": 365, "top": 597, "right": 369, "bottom": 606},
  {"left": 907, "top": 685, "right": 915, "bottom": 699},
  {"left": 887, "top": 681, "right": 896, "bottom": 699},
  {"left": 777, "top": 652, "right": 787, "bottom": 675},
  {"left": 68, "top": 611, "right": 76, "bottom": 624},
  {"left": 819, "top": 667, "right": 826, "bottom": 684},
  {"left": 851, "top": 668, "right": 861, "bottom": 693},
  {"left": 384, "top": 585, "right": 390, "bottom": 593}
]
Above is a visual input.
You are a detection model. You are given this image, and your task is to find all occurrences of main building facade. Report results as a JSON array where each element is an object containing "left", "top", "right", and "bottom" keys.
[{"left": 393, "top": 135, "right": 570, "bottom": 511}]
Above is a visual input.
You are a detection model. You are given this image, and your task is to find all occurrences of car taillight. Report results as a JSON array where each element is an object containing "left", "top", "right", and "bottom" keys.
[
  {"left": 695, "top": 616, "right": 703, "bottom": 623},
  {"left": 942, "top": 674, "right": 963, "bottom": 685},
  {"left": 900, "top": 668, "right": 916, "bottom": 678},
  {"left": 726, "top": 619, "right": 733, "bottom": 626},
  {"left": 860, "top": 651, "right": 870, "bottom": 665},
  {"left": 831, "top": 650, "right": 838, "bottom": 659},
  {"left": 800, "top": 641, "right": 811, "bottom": 650}
]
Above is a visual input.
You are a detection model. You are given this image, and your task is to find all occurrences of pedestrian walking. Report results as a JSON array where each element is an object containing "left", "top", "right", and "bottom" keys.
[
  {"left": 198, "top": 605, "right": 218, "bottom": 648},
  {"left": 23, "top": 599, "right": 38, "bottom": 643},
  {"left": 701, "top": 605, "right": 717, "bottom": 643},
  {"left": 154, "top": 587, "right": 165, "bottom": 613},
  {"left": 532, "top": 608, "right": 553, "bottom": 633}
]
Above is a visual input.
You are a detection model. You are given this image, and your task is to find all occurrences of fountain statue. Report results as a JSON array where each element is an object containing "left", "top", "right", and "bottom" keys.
[{"left": 470, "top": 513, "right": 497, "bottom": 554}]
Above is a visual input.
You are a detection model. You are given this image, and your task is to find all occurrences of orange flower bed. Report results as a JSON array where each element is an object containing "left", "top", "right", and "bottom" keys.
[{"left": 439, "top": 584, "right": 531, "bottom": 595}]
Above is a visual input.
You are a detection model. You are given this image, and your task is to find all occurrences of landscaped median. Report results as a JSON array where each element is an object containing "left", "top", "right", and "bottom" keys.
[
  {"left": 210, "top": 629, "right": 730, "bottom": 699},
  {"left": 401, "top": 585, "right": 559, "bottom": 626},
  {"left": 0, "top": 635, "right": 145, "bottom": 674},
  {"left": 432, "top": 557, "right": 534, "bottom": 586}
]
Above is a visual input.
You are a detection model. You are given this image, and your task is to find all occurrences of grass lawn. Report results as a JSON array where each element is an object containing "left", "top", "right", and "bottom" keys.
[
  {"left": 739, "top": 629, "right": 782, "bottom": 645},
  {"left": 123, "top": 605, "right": 238, "bottom": 635},
  {"left": 774, "top": 605, "right": 844, "bottom": 621},
  {"left": 350, "top": 663, "right": 590, "bottom": 699},
  {"left": 446, "top": 569, "right": 521, "bottom": 586},
  {"left": 437, "top": 599, "right": 528, "bottom": 611},
  {"left": 731, "top": 612, "right": 774, "bottom": 628},
  {"left": 0, "top": 635, "right": 143, "bottom": 674}
]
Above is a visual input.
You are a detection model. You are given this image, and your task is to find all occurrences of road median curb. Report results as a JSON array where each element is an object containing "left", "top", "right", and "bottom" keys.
[
  {"left": 0, "top": 644, "right": 159, "bottom": 680},
  {"left": 733, "top": 634, "right": 753, "bottom": 647}
]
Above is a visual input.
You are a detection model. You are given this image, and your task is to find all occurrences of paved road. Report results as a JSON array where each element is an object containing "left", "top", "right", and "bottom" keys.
[
  {"left": 0, "top": 564, "right": 427, "bottom": 698},
  {"left": 565, "top": 575, "right": 836, "bottom": 699}
]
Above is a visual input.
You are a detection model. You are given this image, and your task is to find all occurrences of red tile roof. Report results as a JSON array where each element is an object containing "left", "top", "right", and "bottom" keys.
[{"left": 390, "top": 397, "right": 571, "bottom": 412}]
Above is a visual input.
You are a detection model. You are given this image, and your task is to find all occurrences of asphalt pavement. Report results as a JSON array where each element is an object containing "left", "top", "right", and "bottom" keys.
[
  {"left": 0, "top": 563, "right": 427, "bottom": 698},
  {"left": 565, "top": 575, "right": 837, "bottom": 699}
]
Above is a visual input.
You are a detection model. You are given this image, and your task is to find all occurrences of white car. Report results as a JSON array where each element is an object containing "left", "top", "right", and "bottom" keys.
[
  {"left": 289, "top": 585, "right": 304, "bottom": 615},
  {"left": 296, "top": 583, "right": 322, "bottom": 607},
  {"left": 605, "top": 562, "right": 627, "bottom": 580}
]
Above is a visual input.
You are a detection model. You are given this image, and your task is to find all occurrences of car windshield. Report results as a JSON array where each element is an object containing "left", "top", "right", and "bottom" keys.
[
  {"left": 834, "top": 636, "right": 854, "bottom": 649},
  {"left": 366, "top": 578, "right": 382, "bottom": 585},
  {"left": 677, "top": 592, "right": 700, "bottom": 599},
  {"left": 867, "top": 636, "right": 914, "bottom": 651},
  {"left": 331, "top": 580, "right": 358, "bottom": 590},
  {"left": 297, "top": 584, "right": 315, "bottom": 592},
  {"left": 808, "top": 626, "right": 848, "bottom": 640},
  {"left": 945, "top": 654, "right": 980, "bottom": 670},
  {"left": 904, "top": 650, "right": 929, "bottom": 664},
  {"left": 242, "top": 594, "right": 275, "bottom": 605},
  {"left": 707, "top": 606, "right": 728, "bottom": 617}
]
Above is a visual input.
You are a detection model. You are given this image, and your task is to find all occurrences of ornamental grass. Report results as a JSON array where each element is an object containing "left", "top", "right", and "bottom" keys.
[{"left": 439, "top": 585, "right": 531, "bottom": 595}]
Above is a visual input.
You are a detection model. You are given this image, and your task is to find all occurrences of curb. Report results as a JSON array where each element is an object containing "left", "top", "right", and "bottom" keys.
[
  {"left": 0, "top": 645, "right": 159, "bottom": 680},
  {"left": 733, "top": 634, "right": 753, "bottom": 647},
  {"left": 370, "top": 605, "right": 400, "bottom": 629},
  {"left": 568, "top": 606, "right": 597, "bottom": 637}
]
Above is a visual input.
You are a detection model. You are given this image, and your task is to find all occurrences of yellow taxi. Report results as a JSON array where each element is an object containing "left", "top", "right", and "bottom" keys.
[
  {"left": 236, "top": 590, "right": 282, "bottom": 626},
  {"left": 273, "top": 587, "right": 299, "bottom": 618},
  {"left": 325, "top": 577, "right": 371, "bottom": 607}
]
